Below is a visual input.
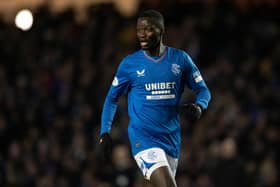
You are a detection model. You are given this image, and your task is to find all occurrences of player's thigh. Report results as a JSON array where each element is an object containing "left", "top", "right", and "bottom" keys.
[{"left": 150, "top": 165, "right": 177, "bottom": 187}]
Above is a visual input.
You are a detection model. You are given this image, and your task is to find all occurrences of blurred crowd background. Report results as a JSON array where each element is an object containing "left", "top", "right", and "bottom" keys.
[{"left": 0, "top": 0, "right": 279, "bottom": 187}]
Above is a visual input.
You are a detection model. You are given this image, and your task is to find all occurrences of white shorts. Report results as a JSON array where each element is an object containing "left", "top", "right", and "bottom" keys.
[{"left": 134, "top": 147, "right": 178, "bottom": 180}]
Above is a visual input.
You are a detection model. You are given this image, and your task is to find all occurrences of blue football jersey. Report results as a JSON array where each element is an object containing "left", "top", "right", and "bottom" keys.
[{"left": 101, "top": 47, "right": 211, "bottom": 158}]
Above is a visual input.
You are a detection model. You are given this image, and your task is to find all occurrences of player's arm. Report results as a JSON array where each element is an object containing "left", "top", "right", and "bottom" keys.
[
  {"left": 99, "top": 60, "right": 130, "bottom": 159},
  {"left": 183, "top": 52, "right": 211, "bottom": 121}
]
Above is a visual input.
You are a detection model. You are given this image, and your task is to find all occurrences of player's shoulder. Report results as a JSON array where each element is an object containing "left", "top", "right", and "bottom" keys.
[
  {"left": 167, "top": 46, "right": 189, "bottom": 58},
  {"left": 117, "top": 50, "right": 142, "bottom": 71},
  {"left": 122, "top": 49, "right": 142, "bottom": 63},
  {"left": 167, "top": 46, "right": 193, "bottom": 64}
]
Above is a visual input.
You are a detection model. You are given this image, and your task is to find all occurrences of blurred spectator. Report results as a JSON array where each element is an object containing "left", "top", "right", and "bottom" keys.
[
  {"left": 111, "top": 144, "right": 136, "bottom": 187},
  {"left": 210, "top": 137, "right": 246, "bottom": 187}
]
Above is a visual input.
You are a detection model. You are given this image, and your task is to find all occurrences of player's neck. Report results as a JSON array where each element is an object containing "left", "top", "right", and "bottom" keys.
[
  {"left": 159, "top": 44, "right": 166, "bottom": 56},
  {"left": 146, "top": 43, "right": 165, "bottom": 57}
]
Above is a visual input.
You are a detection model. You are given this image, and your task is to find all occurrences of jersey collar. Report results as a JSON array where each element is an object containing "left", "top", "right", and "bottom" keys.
[{"left": 142, "top": 47, "right": 168, "bottom": 63}]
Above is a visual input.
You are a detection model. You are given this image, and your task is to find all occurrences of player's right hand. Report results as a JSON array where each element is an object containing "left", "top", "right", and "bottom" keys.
[{"left": 99, "top": 133, "right": 112, "bottom": 160}]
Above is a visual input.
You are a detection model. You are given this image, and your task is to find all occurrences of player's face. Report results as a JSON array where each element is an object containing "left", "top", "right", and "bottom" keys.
[{"left": 137, "top": 18, "right": 162, "bottom": 51}]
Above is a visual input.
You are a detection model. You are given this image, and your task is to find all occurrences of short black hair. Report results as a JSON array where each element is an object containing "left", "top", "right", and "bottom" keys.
[{"left": 138, "top": 9, "right": 165, "bottom": 31}]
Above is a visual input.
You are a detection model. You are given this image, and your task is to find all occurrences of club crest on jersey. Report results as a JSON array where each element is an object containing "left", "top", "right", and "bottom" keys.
[
  {"left": 171, "top": 64, "right": 181, "bottom": 76},
  {"left": 136, "top": 69, "right": 145, "bottom": 77}
]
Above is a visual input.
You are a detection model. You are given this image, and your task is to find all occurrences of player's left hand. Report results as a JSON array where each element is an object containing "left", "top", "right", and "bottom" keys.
[
  {"left": 184, "top": 103, "right": 202, "bottom": 122},
  {"left": 99, "top": 133, "right": 112, "bottom": 161}
]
